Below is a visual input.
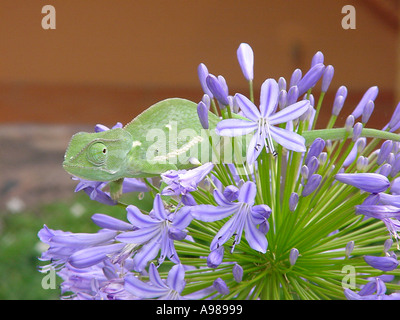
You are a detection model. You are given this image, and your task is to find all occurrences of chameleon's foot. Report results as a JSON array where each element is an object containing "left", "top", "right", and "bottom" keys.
[{"left": 109, "top": 178, "right": 124, "bottom": 200}]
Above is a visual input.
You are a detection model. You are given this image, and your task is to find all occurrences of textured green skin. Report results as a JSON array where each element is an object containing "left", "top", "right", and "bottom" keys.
[{"left": 63, "top": 98, "right": 220, "bottom": 182}]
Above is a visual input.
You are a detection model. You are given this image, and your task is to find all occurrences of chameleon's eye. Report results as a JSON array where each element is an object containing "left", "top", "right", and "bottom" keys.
[{"left": 87, "top": 142, "right": 108, "bottom": 166}]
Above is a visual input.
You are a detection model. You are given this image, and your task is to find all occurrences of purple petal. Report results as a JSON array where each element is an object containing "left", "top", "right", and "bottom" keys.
[
  {"left": 125, "top": 274, "right": 168, "bottom": 298},
  {"left": 216, "top": 119, "right": 257, "bottom": 137},
  {"left": 355, "top": 204, "right": 400, "bottom": 219},
  {"left": 244, "top": 215, "right": 268, "bottom": 253},
  {"left": 269, "top": 126, "right": 306, "bottom": 152},
  {"left": 116, "top": 226, "right": 161, "bottom": 244},
  {"left": 153, "top": 194, "right": 168, "bottom": 220},
  {"left": 69, "top": 243, "right": 125, "bottom": 268},
  {"left": 260, "top": 79, "right": 279, "bottom": 117},
  {"left": 238, "top": 181, "right": 257, "bottom": 204},
  {"left": 210, "top": 214, "right": 240, "bottom": 250},
  {"left": 126, "top": 205, "right": 158, "bottom": 228},
  {"left": 149, "top": 262, "right": 168, "bottom": 289},
  {"left": 191, "top": 204, "right": 238, "bottom": 222},
  {"left": 172, "top": 206, "right": 193, "bottom": 229},
  {"left": 213, "top": 189, "right": 232, "bottom": 206},
  {"left": 268, "top": 100, "right": 310, "bottom": 125},
  {"left": 246, "top": 130, "right": 265, "bottom": 164},
  {"left": 91, "top": 213, "right": 134, "bottom": 231},
  {"left": 133, "top": 238, "right": 162, "bottom": 272},
  {"left": 234, "top": 93, "right": 261, "bottom": 121},
  {"left": 167, "top": 264, "right": 186, "bottom": 293}
]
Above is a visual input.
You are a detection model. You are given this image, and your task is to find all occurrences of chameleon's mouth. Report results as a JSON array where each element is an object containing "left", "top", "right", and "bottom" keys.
[{"left": 62, "top": 161, "right": 117, "bottom": 180}]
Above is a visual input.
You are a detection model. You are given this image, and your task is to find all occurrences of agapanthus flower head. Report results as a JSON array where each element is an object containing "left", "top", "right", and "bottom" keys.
[{"left": 39, "top": 43, "right": 400, "bottom": 301}]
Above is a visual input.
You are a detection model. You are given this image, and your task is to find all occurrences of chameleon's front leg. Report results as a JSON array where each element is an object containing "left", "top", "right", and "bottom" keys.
[{"left": 109, "top": 178, "right": 124, "bottom": 200}]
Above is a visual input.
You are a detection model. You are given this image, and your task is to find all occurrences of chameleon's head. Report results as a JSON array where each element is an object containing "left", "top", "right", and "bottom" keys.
[{"left": 63, "top": 128, "right": 133, "bottom": 181}]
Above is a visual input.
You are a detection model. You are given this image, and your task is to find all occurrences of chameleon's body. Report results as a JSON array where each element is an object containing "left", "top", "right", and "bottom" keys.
[
  {"left": 63, "top": 98, "right": 221, "bottom": 187},
  {"left": 63, "top": 97, "right": 400, "bottom": 198}
]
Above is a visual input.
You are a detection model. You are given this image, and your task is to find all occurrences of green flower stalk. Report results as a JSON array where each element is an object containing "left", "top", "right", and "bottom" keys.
[{"left": 38, "top": 43, "right": 400, "bottom": 300}]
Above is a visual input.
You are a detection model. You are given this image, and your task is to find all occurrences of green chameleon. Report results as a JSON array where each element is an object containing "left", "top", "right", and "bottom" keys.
[
  {"left": 63, "top": 98, "right": 223, "bottom": 198},
  {"left": 63, "top": 98, "right": 400, "bottom": 199}
]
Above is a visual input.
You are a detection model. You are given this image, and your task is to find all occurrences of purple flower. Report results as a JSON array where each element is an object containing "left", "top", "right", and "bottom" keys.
[
  {"left": 237, "top": 43, "right": 254, "bottom": 81},
  {"left": 116, "top": 194, "right": 192, "bottom": 272},
  {"left": 161, "top": 162, "right": 214, "bottom": 205},
  {"left": 191, "top": 181, "right": 270, "bottom": 253},
  {"left": 95, "top": 122, "right": 123, "bottom": 133},
  {"left": 345, "top": 278, "right": 400, "bottom": 300},
  {"left": 124, "top": 263, "right": 186, "bottom": 300},
  {"left": 335, "top": 173, "right": 390, "bottom": 194},
  {"left": 364, "top": 254, "right": 399, "bottom": 272},
  {"left": 73, "top": 177, "right": 148, "bottom": 205},
  {"left": 216, "top": 79, "right": 309, "bottom": 164},
  {"left": 38, "top": 225, "right": 121, "bottom": 268}
]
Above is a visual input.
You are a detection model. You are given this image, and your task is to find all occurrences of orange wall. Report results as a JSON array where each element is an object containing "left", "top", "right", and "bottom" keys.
[{"left": 0, "top": 0, "right": 398, "bottom": 124}]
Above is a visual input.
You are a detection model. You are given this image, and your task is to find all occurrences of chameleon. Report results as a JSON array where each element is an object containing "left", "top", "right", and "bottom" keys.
[
  {"left": 63, "top": 98, "right": 223, "bottom": 198},
  {"left": 63, "top": 98, "right": 400, "bottom": 199}
]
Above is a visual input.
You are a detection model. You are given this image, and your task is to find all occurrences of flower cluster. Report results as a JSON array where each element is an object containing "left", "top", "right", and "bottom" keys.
[{"left": 38, "top": 43, "right": 400, "bottom": 300}]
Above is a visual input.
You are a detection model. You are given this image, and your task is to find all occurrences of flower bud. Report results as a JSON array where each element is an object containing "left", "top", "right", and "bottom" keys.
[
  {"left": 302, "top": 174, "right": 322, "bottom": 197},
  {"left": 311, "top": 51, "right": 324, "bottom": 67},
  {"left": 197, "top": 101, "right": 209, "bottom": 129},
  {"left": 207, "top": 246, "right": 224, "bottom": 269},
  {"left": 290, "top": 69, "right": 302, "bottom": 87},
  {"left": 361, "top": 100, "right": 374, "bottom": 124},
  {"left": 351, "top": 86, "right": 379, "bottom": 119},
  {"left": 198, "top": 63, "right": 213, "bottom": 98},
  {"left": 335, "top": 173, "right": 390, "bottom": 193},
  {"left": 237, "top": 43, "right": 254, "bottom": 81},
  {"left": 352, "top": 122, "right": 363, "bottom": 142},
  {"left": 345, "top": 241, "right": 355, "bottom": 257},
  {"left": 206, "top": 74, "right": 229, "bottom": 106},
  {"left": 233, "top": 264, "right": 243, "bottom": 283},
  {"left": 321, "top": 65, "right": 334, "bottom": 92},
  {"left": 377, "top": 141, "right": 393, "bottom": 165},
  {"left": 278, "top": 77, "right": 287, "bottom": 91},
  {"left": 289, "top": 192, "right": 299, "bottom": 212},
  {"left": 297, "top": 63, "right": 325, "bottom": 96},
  {"left": 290, "top": 248, "right": 299, "bottom": 266},
  {"left": 213, "top": 278, "right": 229, "bottom": 295},
  {"left": 364, "top": 254, "right": 399, "bottom": 271}
]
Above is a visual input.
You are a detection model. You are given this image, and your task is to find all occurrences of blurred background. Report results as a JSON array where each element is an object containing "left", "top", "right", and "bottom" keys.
[{"left": 0, "top": 0, "right": 399, "bottom": 299}]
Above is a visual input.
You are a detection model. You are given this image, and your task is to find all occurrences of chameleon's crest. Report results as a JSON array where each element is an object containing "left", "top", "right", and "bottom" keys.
[{"left": 63, "top": 128, "right": 133, "bottom": 181}]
